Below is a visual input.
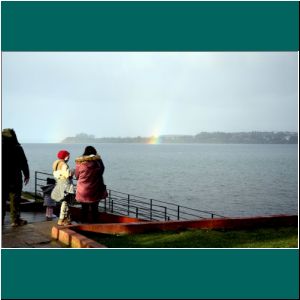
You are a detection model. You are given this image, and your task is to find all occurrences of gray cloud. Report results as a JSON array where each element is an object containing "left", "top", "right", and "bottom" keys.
[{"left": 2, "top": 52, "right": 298, "bottom": 142}]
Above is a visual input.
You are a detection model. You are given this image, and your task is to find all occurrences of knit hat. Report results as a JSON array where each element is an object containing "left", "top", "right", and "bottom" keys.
[
  {"left": 57, "top": 150, "right": 70, "bottom": 160},
  {"left": 2, "top": 128, "right": 20, "bottom": 145}
]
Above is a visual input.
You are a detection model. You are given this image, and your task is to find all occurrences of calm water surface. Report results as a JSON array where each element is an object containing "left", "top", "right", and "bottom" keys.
[{"left": 22, "top": 143, "right": 298, "bottom": 217}]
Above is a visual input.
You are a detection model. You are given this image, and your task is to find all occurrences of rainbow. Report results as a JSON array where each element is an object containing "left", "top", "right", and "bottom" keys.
[
  {"left": 147, "top": 124, "right": 165, "bottom": 144},
  {"left": 148, "top": 135, "right": 161, "bottom": 144},
  {"left": 147, "top": 116, "right": 168, "bottom": 144}
]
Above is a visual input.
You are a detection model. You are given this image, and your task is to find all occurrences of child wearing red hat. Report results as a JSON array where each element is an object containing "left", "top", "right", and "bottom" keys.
[
  {"left": 57, "top": 150, "right": 70, "bottom": 160},
  {"left": 51, "top": 150, "right": 75, "bottom": 225}
]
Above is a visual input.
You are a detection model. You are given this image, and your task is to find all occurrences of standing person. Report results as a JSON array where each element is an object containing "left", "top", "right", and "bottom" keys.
[
  {"left": 2, "top": 128, "right": 30, "bottom": 227},
  {"left": 75, "top": 146, "right": 106, "bottom": 223},
  {"left": 41, "top": 178, "right": 56, "bottom": 221},
  {"left": 51, "top": 150, "right": 75, "bottom": 226}
]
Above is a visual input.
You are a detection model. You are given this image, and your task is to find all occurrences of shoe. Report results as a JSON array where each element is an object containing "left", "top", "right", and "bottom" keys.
[
  {"left": 64, "top": 220, "right": 72, "bottom": 225},
  {"left": 18, "top": 218, "right": 28, "bottom": 226},
  {"left": 51, "top": 214, "right": 57, "bottom": 219},
  {"left": 11, "top": 218, "right": 28, "bottom": 227},
  {"left": 46, "top": 217, "right": 53, "bottom": 221},
  {"left": 57, "top": 219, "right": 72, "bottom": 226}
]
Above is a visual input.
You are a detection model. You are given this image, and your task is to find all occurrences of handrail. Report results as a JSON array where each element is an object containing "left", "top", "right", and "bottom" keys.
[{"left": 34, "top": 171, "right": 226, "bottom": 221}]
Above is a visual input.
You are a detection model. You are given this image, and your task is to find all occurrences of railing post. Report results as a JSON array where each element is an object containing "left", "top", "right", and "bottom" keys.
[
  {"left": 108, "top": 190, "right": 111, "bottom": 211},
  {"left": 211, "top": 214, "right": 214, "bottom": 219},
  {"left": 34, "top": 171, "right": 37, "bottom": 202},
  {"left": 104, "top": 196, "right": 107, "bottom": 212},
  {"left": 150, "top": 199, "right": 153, "bottom": 220},
  {"left": 128, "top": 194, "right": 130, "bottom": 216},
  {"left": 164, "top": 207, "right": 167, "bottom": 221},
  {"left": 111, "top": 200, "right": 114, "bottom": 213},
  {"left": 136, "top": 207, "right": 138, "bottom": 219},
  {"left": 177, "top": 205, "right": 180, "bottom": 220}
]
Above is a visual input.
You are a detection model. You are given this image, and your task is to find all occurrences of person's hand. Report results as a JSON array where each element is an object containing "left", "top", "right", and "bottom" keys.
[{"left": 24, "top": 177, "right": 29, "bottom": 185}]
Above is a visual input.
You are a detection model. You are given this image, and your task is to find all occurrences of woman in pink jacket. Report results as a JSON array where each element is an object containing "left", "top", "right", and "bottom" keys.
[{"left": 75, "top": 146, "right": 106, "bottom": 223}]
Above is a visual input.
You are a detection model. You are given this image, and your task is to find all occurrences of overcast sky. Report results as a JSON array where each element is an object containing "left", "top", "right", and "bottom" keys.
[{"left": 1, "top": 52, "right": 298, "bottom": 143}]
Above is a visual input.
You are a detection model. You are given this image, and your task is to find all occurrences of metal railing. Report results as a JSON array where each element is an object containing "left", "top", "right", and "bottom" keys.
[{"left": 35, "top": 171, "right": 226, "bottom": 221}]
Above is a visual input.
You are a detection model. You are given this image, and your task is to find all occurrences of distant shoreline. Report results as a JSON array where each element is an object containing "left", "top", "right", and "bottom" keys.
[
  {"left": 59, "top": 131, "right": 298, "bottom": 145},
  {"left": 21, "top": 142, "right": 299, "bottom": 145}
]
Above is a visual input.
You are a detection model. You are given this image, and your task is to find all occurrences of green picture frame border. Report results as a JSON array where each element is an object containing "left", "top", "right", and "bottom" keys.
[
  {"left": 1, "top": 1, "right": 299, "bottom": 51},
  {"left": 1, "top": 1, "right": 299, "bottom": 299}
]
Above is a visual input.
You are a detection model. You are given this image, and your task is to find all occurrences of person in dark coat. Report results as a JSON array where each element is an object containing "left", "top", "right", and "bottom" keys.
[
  {"left": 2, "top": 128, "right": 30, "bottom": 227},
  {"left": 75, "top": 146, "right": 106, "bottom": 223}
]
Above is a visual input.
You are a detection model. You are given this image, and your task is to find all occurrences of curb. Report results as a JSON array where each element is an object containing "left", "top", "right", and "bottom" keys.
[
  {"left": 69, "top": 214, "right": 299, "bottom": 235},
  {"left": 51, "top": 214, "right": 297, "bottom": 248},
  {"left": 51, "top": 225, "right": 107, "bottom": 248}
]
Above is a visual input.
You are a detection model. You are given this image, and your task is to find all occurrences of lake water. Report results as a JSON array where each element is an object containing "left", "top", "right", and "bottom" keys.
[{"left": 22, "top": 143, "right": 298, "bottom": 218}]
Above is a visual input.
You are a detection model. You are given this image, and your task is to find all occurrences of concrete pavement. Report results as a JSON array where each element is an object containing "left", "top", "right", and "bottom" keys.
[{"left": 1, "top": 212, "right": 68, "bottom": 248}]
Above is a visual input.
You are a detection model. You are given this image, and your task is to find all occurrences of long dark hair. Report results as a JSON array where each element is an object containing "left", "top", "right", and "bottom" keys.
[{"left": 83, "top": 146, "right": 97, "bottom": 156}]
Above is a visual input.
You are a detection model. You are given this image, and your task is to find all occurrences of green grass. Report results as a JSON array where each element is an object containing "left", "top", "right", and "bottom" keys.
[{"left": 81, "top": 226, "right": 298, "bottom": 248}]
